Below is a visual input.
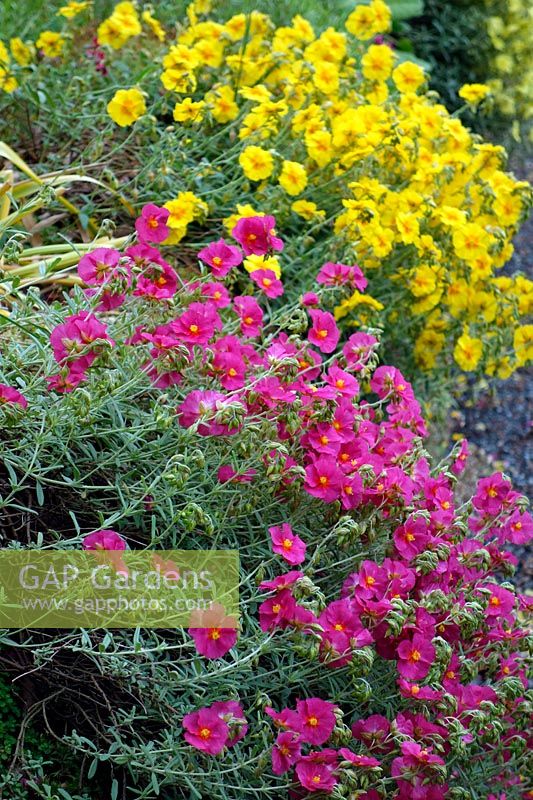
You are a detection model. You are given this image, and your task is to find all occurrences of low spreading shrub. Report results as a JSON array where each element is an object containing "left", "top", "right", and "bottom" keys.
[
  {"left": 0, "top": 207, "right": 531, "bottom": 798},
  {"left": 0, "top": 0, "right": 531, "bottom": 409}
]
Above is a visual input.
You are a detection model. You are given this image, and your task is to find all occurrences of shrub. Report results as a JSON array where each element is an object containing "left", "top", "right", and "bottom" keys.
[
  {"left": 0, "top": 207, "right": 531, "bottom": 798},
  {"left": 0, "top": 0, "right": 531, "bottom": 411}
]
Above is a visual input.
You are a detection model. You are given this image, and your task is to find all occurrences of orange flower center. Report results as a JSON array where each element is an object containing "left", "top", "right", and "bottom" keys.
[
  {"left": 282, "top": 538, "right": 293, "bottom": 550},
  {"left": 199, "top": 727, "right": 212, "bottom": 739}
]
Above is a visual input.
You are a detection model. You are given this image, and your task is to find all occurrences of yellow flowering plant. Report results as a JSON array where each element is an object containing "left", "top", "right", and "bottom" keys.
[{"left": 1, "top": 0, "right": 532, "bottom": 403}]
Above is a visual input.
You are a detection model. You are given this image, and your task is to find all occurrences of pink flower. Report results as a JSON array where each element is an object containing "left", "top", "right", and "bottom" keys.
[
  {"left": 0, "top": 383, "right": 28, "bottom": 409},
  {"left": 172, "top": 302, "right": 221, "bottom": 346},
  {"left": 272, "top": 731, "right": 301, "bottom": 775},
  {"left": 304, "top": 457, "right": 344, "bottom": 502},
  {"left": 232, "top": 215, "right": 283, "bottom": 256},
  {"left": 269, "top": 523, "right": 307, "bottom": 565},
  {"left": 317, "top": 261, "right": 367, "bottom": 291},
  {"left": 182, "top": 706, "right": 229, "bottom": 755},
  {"left": 451, "top": 438, "right": 469, "bottom": 475},
  {"left": 77, "top": 247, "right": 122, "bottom": 285},
  {"left": 304, "top": 423, "right": 342, "bottom": 456},
  {"left": 296, "top": 698, "right": 337, "bottom": 745},
  {"left": 338, "top": 749, "right": 380, "bottom": 768},
  {"left": 342, "top": 332, "right": 378, "bottom": 369},
  {"left": 391, "top": 741, "right": 444, "bottom": 777},
  {"left": 188, "top": 604, "right": 238, "bottom": 659},
  {"left": 325, "top": 366, "right": 359, "bottom": 398},
  {"left": 50, "top": 312, "right": 112, "bottom": 369},
  {"left": 250, "top": 269, "right": 284, "bottom": 298},
  {"left": 397, "top": 633, "right": 435, "bottom": 680},
  {"left": 265, "top": 705, "right": 303, "bottom": 733},
  {"left": 259, "top": 589, "right": 296, "bottom": 631},
  {"left": 371, "top": 366, "right": 414, "bottom": 402},
  {"left": 177, "top": 390, "right": 234, "bottom": 437},
  {"left": 473, "top": 472, "right": 511, "bottom": 515},
  {"left": 46, "top": 365, "right": 87, "bottom": 393},
  {"left": 135, "top": 203, "right": 170, "bottom": 244},
  {"left": 301, "top": 292, "right": 319, "bottom": 307},
  {"left": 481, "top": 584, "right": 516, "bottom": 621},
  {"left": 351, "top": 715, "right": 390, "bottom": 750},
  {"left": 259, "top": 571, "right": 304, "bottom": 592},
  {"left": 397, "top": 680, "right": 442, "bottom": 701},
  {"left": 393, "top": 516, "right": 430, "bottom": 560},
  {"left": 307, "top": 310, "right": 340, "bottom": 354},
  {"left": 209, "top": 700, "right": 248, "bottom": 746},
  {"left": 82, "top": 530, "right": 126, "bottom": 550},
  {"left": 501, "top": 510, "right": 533, "bottom": 544},
  {"left": 233, "top": 295, "right": 263, "bottom": 337},
  {"left": 198, "top": 239, "right": 243, "bottom": 277},
  {"left": 295, "top": 758, "right": 338, "bottom": 793},
  {"left": 200, "top": 282, "right": 231, "bottom": 308},
  {"left": 128, "top": 244, "right": 178, "bottom": 299},
  {"left": 217, "top": 465, "right": 256, "bottom": 483}
]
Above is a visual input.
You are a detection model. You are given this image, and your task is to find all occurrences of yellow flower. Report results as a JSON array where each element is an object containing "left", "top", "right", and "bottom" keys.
[
  {"left": 243, "top": 254, "right": 281, "bottom": 279},
  {"left": 97, "top": 2, "right": 141, "bottom": 49},
  {"left": 291, "top": 200, "right": 325, "bottom": 221},
  {"left": 361, "top": 44, "right": 394, "bottom": 82},
  {"left": 239, "top": 146, "right": 274, "bottom": 181},
  {"left": 514, "top": 325, "right": 533, "bottom": 366},
  {"left": 346, "top": 5, "right": 377, "bottom": 40},
  {"left": 409, "top": 266, "right": 438, "bottom": 297},
  {"left": 142, "top": 10, "right": 166, "bottom": 42},
  {"left": 224, "top": 14, "right": 247, "bottom": 41},
  {"left": 173, "top": 97, "right": 205, "bottom": 123},
  {"left": 396, "top": 212, "right": 420, "bottom": 245},
  {"left": 0, "top": 42, "right": 9, "bottom": 65},
  {"left": 453, "top": 333, "right": 483, "bottom": 371},
  {"left": 0, "top": 68, "right": 18, "bottom": 93},
  {"left": 305, "top": 130, "right": 333, "bottom": 167},
  {"left": 223, "top": 204, "right": 263, "bottom": 234},
  {"left": 392, "top": 61, "right": 425, "bottom": 93},
  {"left": 205, "top": 85, "right": 238, "bottom": 123},
  {"left": 10, "top": 38, "right": 34, "bottom": 66},
  {"left": 58, "top": 1, "right": 90, "bottom": 18},
  {"left": 415, "top": 329, "right": 445, "bottom": 370},
  {"left": 312, "top": 61, "right": 340, "bottom": 95},
  {"left": 164, "top": 192, "right": 208, "bottom": 231},
  {"left": 452, "top": 222, "right": 488, "bottom": 263},
  {"left": 458, "top": 83, "right": 491, "bottom": 106},
  {"left": 278, "top": 160, "right": 308, "bottom": 196},
  {"left": 193, "top": 38, "right": 224, "bottom": 68},
  {"left": 107, "top": 88, "right": 146, "bottom": 127},
  {"left": 335, "top": 291, "right": 384, "bottom": 320},
  {"left": 36, "top": 31, "right": 65, "bottom": 58}
]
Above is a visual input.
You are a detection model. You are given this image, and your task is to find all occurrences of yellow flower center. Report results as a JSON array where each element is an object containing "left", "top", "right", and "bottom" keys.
[{"left": 282, "top": 538, "right": 293, "bottom": 550}]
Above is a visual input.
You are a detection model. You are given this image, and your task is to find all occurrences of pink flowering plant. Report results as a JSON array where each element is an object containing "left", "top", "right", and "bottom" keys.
[{"left": 0, "top": 207, "right": 531, "bottom": 800}]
